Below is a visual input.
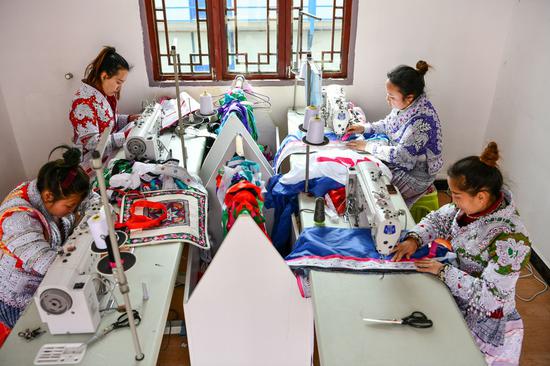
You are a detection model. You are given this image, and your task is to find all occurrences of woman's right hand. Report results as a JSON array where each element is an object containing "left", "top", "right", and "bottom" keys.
[
  {"left": 391, "top": 238, "right": 419, "bottom": 261},
  {"left": 345, "top": 124, "right": 365, "bottom": 134}
]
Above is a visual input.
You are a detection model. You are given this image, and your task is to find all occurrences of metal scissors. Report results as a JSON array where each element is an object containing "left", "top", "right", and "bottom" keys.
[{"left": 362, "top": 311, "right": 433, "bottom": 328}]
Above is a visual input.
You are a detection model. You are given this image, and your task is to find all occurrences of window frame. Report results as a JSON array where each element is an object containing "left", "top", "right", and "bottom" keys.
[{"left": 142, "top": 0, "right": 355, "bottom": 83}]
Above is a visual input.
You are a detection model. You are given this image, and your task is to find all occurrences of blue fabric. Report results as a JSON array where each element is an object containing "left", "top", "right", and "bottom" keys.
[
  {"left": 264, "top": 175, "right": 344, "bottom": 256},
  {"left": 286, "top": 226, "right": 452, "bottom": 263},
  {"left": 0, "top": 300, "right": 22, "bottom": 329}
]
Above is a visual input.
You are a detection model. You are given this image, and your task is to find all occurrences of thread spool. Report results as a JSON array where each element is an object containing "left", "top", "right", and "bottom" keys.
[
  {"left": 199, "top": 91, "right": 214, "bottom": 115},
  {"left": 303, "top": 105, "right": 318, "bottom": 131},
  {"left": 314, "top": 197, "right": 325, "bottom": 226},
  {"left": 88, "top": 212, "right": 108, "bottom": 250},
  {"left": 305, "top": 116, "right": 325, "bottom": 144}
]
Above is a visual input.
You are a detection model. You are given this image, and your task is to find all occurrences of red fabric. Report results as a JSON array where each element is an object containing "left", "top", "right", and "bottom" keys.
[
  {"left": 316, "top": 156, "right": 372, "bottom": 167},
  {"left": 0, "top": 321, "right": 10, "bottom": 348},
  {"left": 326, "top": 187, "right": 347, "bottom": 216},
  {"left": 115, "top": 200, "right": 168, "bottom": 230}
]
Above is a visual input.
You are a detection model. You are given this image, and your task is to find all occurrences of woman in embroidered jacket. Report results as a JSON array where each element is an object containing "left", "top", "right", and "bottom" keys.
[
  {"left": 346, "top": 61, "right": 443, "bottom": 206},
  {"left": 393, "top": 142, "right": 530, "bottom": 366},
  {"left": 0, "top": 146, "right": 90, "bottom": 347},
  {"left": 69, "top": 47, "right": 139, "bottom": 174}
]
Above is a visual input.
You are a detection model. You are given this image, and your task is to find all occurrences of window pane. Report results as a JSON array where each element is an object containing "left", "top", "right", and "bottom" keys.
[
  {"left": 225, "top": 0, "right": 278, "bottom": 74},
  {"left": 292, "top": 0, "right": 345, "bottom": 73},
  {"left": 155, "top": 0, "right": 211, "bottom": 75}
]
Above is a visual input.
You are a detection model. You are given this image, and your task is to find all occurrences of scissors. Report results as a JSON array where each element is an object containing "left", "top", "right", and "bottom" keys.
[{"left": 362, "top": 311, "right": 433, "bottom": 328}]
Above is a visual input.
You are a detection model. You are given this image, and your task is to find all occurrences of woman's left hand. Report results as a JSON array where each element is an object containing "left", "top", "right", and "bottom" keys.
[
  {"left": 346, "top": 140, "right": 367, "bottom": 152},
  {"left": 414, "top": 259, "right": 444, "bottom": 275},
  {"left": 128, "top": 114, "right": 141, "bottom": 123}
]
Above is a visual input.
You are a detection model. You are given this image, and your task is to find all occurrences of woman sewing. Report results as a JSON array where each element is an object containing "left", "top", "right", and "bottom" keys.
[
  {"left": 346, "top": 60, "right": 442, "bottom": 206},
  {"left": 0, "top": 146, "right": 90, "bottom": 346},
  {"left": 392, "top": 142, "right": 530, "bottom": 366},
  {"left": 69, "top": 46, "right": 139, "bottom": 174}
]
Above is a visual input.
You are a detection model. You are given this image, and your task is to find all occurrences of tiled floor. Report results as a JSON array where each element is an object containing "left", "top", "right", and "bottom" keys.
[{"left": 156, "top": 192, "right": 550, "bottom": 366}]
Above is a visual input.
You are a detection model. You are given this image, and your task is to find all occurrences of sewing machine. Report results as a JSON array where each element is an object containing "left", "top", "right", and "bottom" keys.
[
  {"left": 34, "top": 201, "right": 103, "bottom": 334},
  {"left": 124, "top": 103, "right": 165, "bottom": 161},
  {"left": 319, "top": 85, "right": 361, "bottom": 135},
  {"left": 345, "top": 161, "right": 406, "bottom": 255}
]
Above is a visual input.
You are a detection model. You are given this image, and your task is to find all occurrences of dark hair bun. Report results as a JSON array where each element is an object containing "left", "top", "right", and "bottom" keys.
[
  {"left": 62, "top": 147, "right": 82, "bottom": 167},
  {"left": 480, "top": 141, "right": 499, "bottom": 167},
  {"left": 416, "top": 60, "right": 430, "bottom": 76}
]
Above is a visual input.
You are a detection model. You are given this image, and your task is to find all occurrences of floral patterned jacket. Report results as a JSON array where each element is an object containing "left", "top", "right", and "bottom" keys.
[
  {"left": 69, "top": 82, "right": 132, "bottom": 172},
  {"left": 362, "top": 93, "right": 443, "bottom": 178},
  {"left": 408, "top": 189, "right": 530, "bottom": 318}
]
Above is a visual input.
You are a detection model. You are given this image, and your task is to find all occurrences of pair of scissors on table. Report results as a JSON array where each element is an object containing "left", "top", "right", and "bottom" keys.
[{"left": 362, "top": 311, "right": 433, "bottom": 328}]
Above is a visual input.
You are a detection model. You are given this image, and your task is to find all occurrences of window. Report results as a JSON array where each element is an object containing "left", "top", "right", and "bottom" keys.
[{"left": 144, "top": 0, "right": 354, "bottom": 81}]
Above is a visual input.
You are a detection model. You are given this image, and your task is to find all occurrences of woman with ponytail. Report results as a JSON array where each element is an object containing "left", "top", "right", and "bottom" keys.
[
  {"left": 0, "top": 146, "right": 90, "bottom": 346},
  {"left": 346, "top": 60, "right": 443, "bottom": 206},
  {"left": 70, "top": 46, "right": 139, "bottom": 174},
  {"left": 393, "top": 142, "right": 531, "bottom": 365}
]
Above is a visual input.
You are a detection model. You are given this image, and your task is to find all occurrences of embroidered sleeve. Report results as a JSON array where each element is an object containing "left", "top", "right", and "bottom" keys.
[
  {"left": 407, "top": 203, "right": 456, "bottom": 246},
  {"left": 362, "top": 114, "right": 391, "bottom": 135},
  {"left": 441, "top": 232, "right": 530, "bottom": 314},
  {"left": 2, "top": 212, "right": 56, "bottom": 276},
  {"left": 116, "top": 114, "right": 129, "bottom": 130},
  {"left": 369, "top": 115, "right": 438, "bottom": 171},
  {"left": 70, "top": 98, "right": 117, "bottom": 154}
]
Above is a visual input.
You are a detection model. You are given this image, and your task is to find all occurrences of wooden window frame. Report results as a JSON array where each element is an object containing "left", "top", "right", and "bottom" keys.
[{"left": 143, "top": 0, "right": 354, "bottom": 82}]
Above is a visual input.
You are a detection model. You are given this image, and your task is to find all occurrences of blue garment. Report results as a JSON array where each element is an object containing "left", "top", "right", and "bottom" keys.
[
  {"left": 0, "top": 301, "right": 22, "bottom": 329},
  {"left": 286, "top": 226, "right": 452, "bottom": 266},
  {"left": 264, "top": 175, "right": 343, "bottom": 255}
]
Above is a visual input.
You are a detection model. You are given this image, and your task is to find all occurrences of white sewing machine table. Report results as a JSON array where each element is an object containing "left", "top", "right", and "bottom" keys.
[
  {"left": 287, "top": 108, "right": 485, "bottom": 365},
  {"left": 0, "top": 131, "right": 205, "bottom": 365}
]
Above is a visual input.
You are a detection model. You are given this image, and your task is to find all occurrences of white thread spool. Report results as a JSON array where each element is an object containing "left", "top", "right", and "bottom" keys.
[
  {"left": 306, "top": 116, "right": 325, "bottom": 144},
  {"left": 303, "top": 105, "right": 318, "bottom": 131},
  {"left": 199, "top": 91, "right": 214, "bottom": 115},
  {"left": 87, "top": 212, "right": 108, "bottom": 249}
]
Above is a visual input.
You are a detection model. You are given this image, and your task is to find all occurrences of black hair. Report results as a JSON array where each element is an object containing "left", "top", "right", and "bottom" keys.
[
  {"left": 37, "top": 145, "right": 90, "bottom": 202},
  {"left": 84, "top": 46, "right": 130, "bottom": 94},
  {"left": 447, "top": 142, "right": 503, "bottom": 198},
  {"left": 387, "top": 60, "right": 431, "bottom": 99}
]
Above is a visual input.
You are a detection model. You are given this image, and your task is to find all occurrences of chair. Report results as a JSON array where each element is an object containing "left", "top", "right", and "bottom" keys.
[{"left": 410, "top": 187, "right": 439, "bottom": 223}]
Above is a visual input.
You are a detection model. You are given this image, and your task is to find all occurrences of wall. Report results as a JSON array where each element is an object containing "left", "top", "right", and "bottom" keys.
[
  {"left": 485, "top": 0, "right": 550, "bottom": 266},
  {"left": 0, "top": 0, "right": 515, "bottom": 180},
  {"left": 0, "top": 86, "right": 25, "bottom": 197}
]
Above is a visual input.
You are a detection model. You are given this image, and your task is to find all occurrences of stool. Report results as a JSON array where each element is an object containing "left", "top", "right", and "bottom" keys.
[{"left": 410, "top": 188, "right": 439, "bottom": 223}]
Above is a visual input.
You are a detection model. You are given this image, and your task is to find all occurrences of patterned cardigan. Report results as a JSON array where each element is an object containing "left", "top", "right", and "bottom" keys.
[
  {"left": 362, "top": 93, "right": 443, "bottom": 205},
  {"left": 0, "top": 181, "right": 74, "bottom": 313},
  {"left": 408, "top": 189, "right": 530, "bottom": 364},
  {"left": 69, "top": 82, "right": 132, "bottom": 172}
]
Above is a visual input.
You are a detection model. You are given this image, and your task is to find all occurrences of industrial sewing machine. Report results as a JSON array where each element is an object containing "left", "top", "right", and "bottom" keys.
[
  {"left": 124, "top": 103, "right": 165, "bottom": 161},
  {"left": 345, "top": 161, "right": 406, "bottom": 255},
  {"left": 34, "top": 201, "right": 104, "bottom": 334},
  {"left": 319, "top": 85, "right": 362, "bottom": 135}
]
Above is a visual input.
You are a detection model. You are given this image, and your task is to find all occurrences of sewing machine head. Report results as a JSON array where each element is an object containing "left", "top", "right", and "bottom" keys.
[
  {"left": 345, "top": 161, "right": 404, "bottom": 256},
  {"left": 124, "top": 103, "right": 165, "bottom": 161},
  {"left": 321, "top": 85, "right": 361, "bottom": 135}
]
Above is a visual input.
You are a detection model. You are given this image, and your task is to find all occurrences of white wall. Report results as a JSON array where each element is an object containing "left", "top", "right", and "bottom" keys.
[
  {"left": 0, "top": 86, "right": 25, "bottom": 197},
  {"left": 485, "top": 0, "right": 550, "bottom": 266},
  {"left": 0, "top": 0, "right": 515, "bottom": 180}
]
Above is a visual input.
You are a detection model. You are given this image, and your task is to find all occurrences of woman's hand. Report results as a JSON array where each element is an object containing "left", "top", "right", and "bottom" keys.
[
  {"left": 346, "top": 140, "right": 367, "bottom": 151},
  {"left": 128, "top": 114, "right": 141, "bottom": 123},
  {"left": 345, "top": 124, "right": 365, "bottom": 134},
  {"left": 391, "top": 238, "right": 419, "bottom": 261},
  {"left": 414, "top": 259, "right": 444, "bottom": 276}
]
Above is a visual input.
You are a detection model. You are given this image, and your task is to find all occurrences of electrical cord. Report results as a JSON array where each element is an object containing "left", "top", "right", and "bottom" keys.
[{"left": 516, "top": 263, "right": 548, "bottom": 302}]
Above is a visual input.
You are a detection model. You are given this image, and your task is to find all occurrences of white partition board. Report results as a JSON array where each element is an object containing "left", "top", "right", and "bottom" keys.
[
  {"left": 199, "top": 115, "right": 274, "bottom": 248},
  {"left": 184, "top": 215, "right": 314, "bottom": 366}
]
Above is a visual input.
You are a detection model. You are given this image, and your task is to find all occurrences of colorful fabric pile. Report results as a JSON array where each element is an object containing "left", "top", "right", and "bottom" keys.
[
  {"left": 216, "top": 156, "right": 267, "bottom": 237},
  {"left": 217, "top": 89, "right": 258, "bottom": 141}
]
